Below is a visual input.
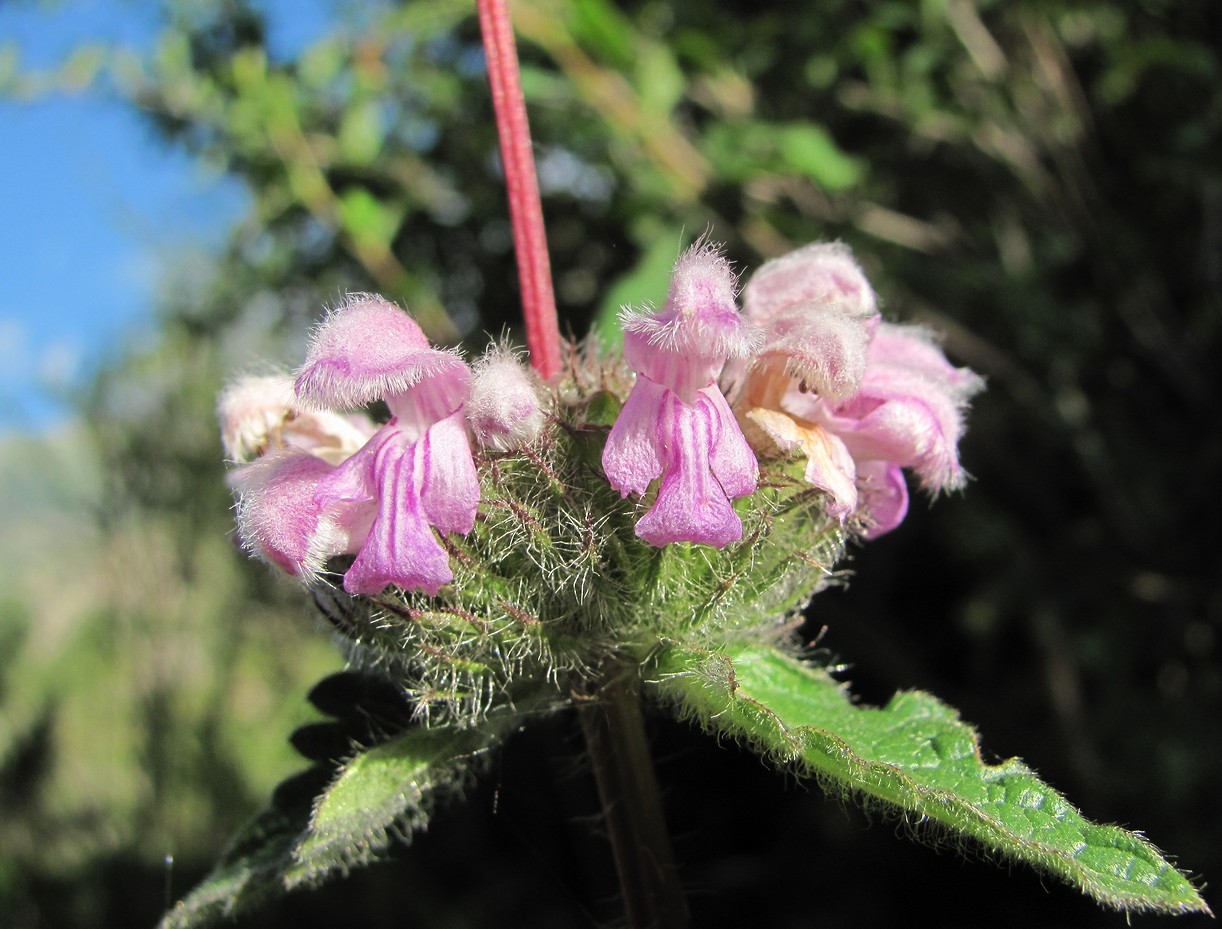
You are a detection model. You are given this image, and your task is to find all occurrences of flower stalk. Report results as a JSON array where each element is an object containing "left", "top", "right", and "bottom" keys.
[
  {"left": 477, "top": 0, "right": 562, "bottom": 380},
  {"left": 576, "top": 664, "right": 689, "bottom": 929}
]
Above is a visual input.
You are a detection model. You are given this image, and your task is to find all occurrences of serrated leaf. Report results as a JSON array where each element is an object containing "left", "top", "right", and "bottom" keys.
[
  {"left": 647, "top": 643, "right": 1209, "bottom": 916},
  {"left": 284, "top": 725, "right": 485, "bottom": 886},
  {"left": 160, "top": 702, "right": 540, "bottom": 929}
]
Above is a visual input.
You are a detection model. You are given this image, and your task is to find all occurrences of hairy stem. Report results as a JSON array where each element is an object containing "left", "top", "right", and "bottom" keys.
[
  {"left": 577, "top": 664, "right": 689, "bottom": 929},
  {"left": 477, "top": 0, "right": 562, "bottom": 380}
]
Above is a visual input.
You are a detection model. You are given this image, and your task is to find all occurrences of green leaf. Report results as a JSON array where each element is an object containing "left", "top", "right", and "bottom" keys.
[
  {"left": 285, "top": 725, "right": 485, "bottom": 885},
  {"left": 647, "top": 643, "right": 1209, "bottom": 916},
  {"left": 160, "top": 705, "right": 537, "bottom": 929},
  {"left": 337, "top": 187, "right": 404, "bottom": 251},
  {"left": 776, "top": 122, "right": 865, "bottom": 192}
]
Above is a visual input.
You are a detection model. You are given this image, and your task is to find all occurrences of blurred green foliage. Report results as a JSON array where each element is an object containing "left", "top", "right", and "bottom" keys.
[{"left": 1, "top": 0, "right": 1218, "bottom": 926}]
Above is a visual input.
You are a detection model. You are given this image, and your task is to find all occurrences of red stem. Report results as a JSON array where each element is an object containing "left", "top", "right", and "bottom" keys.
[{"left": 478, "top": 0, "right": 562, "bottom": 380}]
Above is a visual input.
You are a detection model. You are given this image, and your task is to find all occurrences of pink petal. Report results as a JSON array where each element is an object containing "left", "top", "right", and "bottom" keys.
[
  {"left": 635, "top": 391, "right": 743, "bottom": 548},
  {"left": 315, "top": 425, "right": 390, "bottom": 507},
  {"left": 856, "top": 461, "right": 909, "bottom": 539},
  {"left": 295, "top": 293, "right": 468, "bottom": 410},
  {"left": 384, "top": 364, "right": 472, "bottom": 438},
  {"left": 621, "top": 241, "right": 758, "bottom": 400},
  {"left": 341, "top": 432, "right": 454, "bottom": 596},
  {"left": 833, "top": 385, "right": 964, "bottom": 490},
  {"left": 602, "top": 374, "right": 668, "bottom": 497},
  {"left": 233, "top": 451, "right": 335, "bottom": 579},
  {"left": 753, "top": 302, "right": 875, "bottom": 404},
  {"left": 700, "top": 385, "right": 758, "bottom": 500},
  {"left": 419, "top": 410, "right": 480, "bottom": 536},
  {"left": 743, "top": 241, "right": 877, "bottom": 328},
  {"left": 741, "top": 243, "right": 879, "bottom": 405},
  {"left": 868, "top": 323, "right": 984, "bottom": 399},
  {"left": 827, "top": 341, "right": 976, "bottom": 491}
]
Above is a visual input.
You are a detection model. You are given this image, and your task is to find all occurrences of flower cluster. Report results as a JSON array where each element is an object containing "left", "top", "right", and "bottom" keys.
[
  {"left": 223, "top": 294, "right": 541, "bottom": 596},
  {"left": 606, "top": 240, "right": 981, "bottom": 544},
  {"left": 222, "top": 242, "right": 980, "bottom": 598}
]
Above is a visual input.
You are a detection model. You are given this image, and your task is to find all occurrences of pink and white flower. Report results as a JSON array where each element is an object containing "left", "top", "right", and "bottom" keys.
[
  {"left": 231, "top": 294, "right": 480, "bottom": 595},
  {"left": 737, "top": 244, "right": 981, "bottom": 537},
  {"left": 602, "top": 243, "right": 760, "bottom": 547}
]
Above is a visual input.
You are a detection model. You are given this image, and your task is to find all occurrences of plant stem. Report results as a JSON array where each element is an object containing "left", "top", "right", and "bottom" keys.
[
  {"left": 577, "top": 663, "right": 689, "bottom": 929},
  {"left": 477, "top": 0, "right": 562, "bottom": 380}
]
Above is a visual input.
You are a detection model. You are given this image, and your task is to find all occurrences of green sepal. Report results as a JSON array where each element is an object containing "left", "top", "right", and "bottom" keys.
[{"left": 647, "top": 642, "right": 1210, "bottom": 916}]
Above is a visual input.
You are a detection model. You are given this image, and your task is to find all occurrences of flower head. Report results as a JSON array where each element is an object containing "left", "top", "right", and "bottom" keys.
[
  {"left": 603, "top": 242, "right": 760, "bottom": 547},
  {"left": 227, "top": 295, "right": 480, "bottom": 596}
]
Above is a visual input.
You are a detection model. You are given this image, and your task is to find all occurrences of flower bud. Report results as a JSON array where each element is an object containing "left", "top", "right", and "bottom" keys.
[{"left": 467, "top": 347, "right": 546, "bottom": 451}]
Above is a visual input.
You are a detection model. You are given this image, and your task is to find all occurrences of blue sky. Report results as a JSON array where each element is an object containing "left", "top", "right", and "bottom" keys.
[{"left": 0, "top": 0, "right": 335, "bottom": 431}]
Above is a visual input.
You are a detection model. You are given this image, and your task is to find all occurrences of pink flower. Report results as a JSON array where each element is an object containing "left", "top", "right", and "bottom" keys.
[
  {"left": 217, "top": 374, "right": 377, "bottom": 465},
  {"left": 290, "top": 294, "right": 480, "bottom": 596},
  {"left": 736, "top": 243, "right": 981, "bottom": 537},
  {"left": 602, "top": 243, "right": 760, "bottom": 547},
  {"left": 755, "top": 321, "right": 982, "bottom": 538},
  {"left": 232, "top": 296, "right": 481, "bottom": 595}
]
